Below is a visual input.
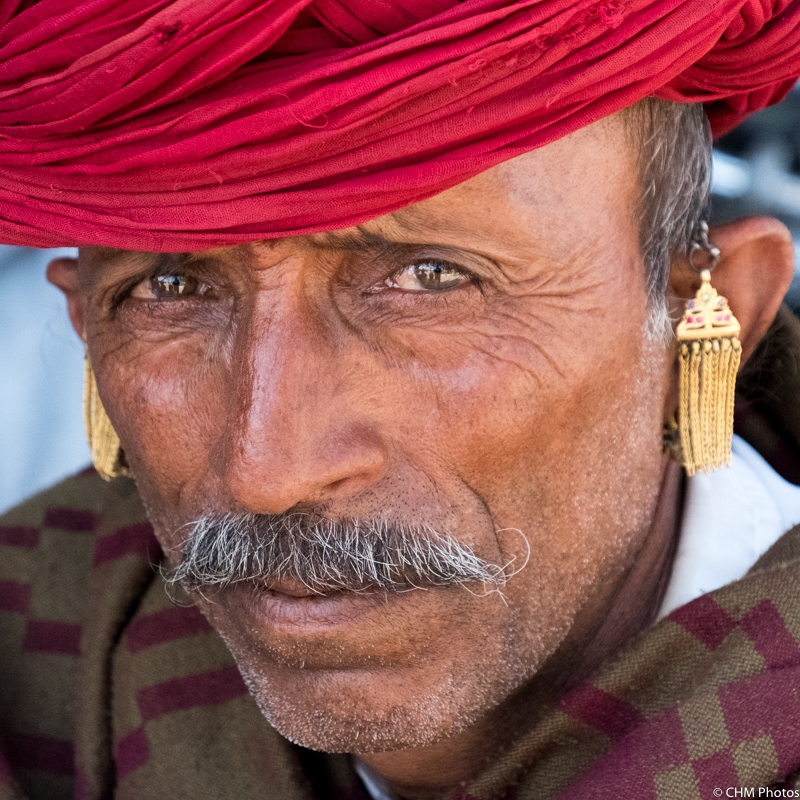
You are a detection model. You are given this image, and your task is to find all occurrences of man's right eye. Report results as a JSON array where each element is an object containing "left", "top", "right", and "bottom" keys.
[{"left": 130, "top": 273, "right": 209, "bottom": 300}]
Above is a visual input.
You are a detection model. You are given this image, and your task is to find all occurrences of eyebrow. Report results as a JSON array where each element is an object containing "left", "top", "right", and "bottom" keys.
[
  {"left": 312, "top": 208, "right": 503, "bottom": 253},
  {"left": 304, "top": 227, "right": 407, "bottom": 254},
  {"left": 301, "top": 223, "right": 508, "bottom": 278},
  {"left": 90, "top": 246, "right": 227, "bottom": 266},
  {"left": 150, "top": 251, "right": 211, "bottom": 271}
]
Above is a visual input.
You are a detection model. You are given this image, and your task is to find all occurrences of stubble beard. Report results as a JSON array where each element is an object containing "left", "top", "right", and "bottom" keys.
[{"left": 214, "top": 606, "right": 537, "bottom": 754}]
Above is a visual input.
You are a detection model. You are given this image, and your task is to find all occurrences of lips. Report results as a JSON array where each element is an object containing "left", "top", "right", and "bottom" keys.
[
  {"left": 251, "top": 582, "right": 394, "bottom": 630},
  {"left": 264, "top": 578, "right": 325, "bottom": 598}
]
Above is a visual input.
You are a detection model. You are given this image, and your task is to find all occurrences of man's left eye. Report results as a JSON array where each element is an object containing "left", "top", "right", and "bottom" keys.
[{"left": 383, "top": 261, "right": 468, "bottom": 292}]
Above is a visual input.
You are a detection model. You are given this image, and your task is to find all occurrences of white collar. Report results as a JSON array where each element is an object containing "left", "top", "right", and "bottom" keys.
[
  {"left": 353, "top": 757, "right": 398, "bottom": 800},
  {"left": 658, "top": 434, "right": 800, "bottom": 619}
]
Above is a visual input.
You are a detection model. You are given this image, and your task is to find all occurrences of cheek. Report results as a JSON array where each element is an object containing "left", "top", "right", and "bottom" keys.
[
  {"left": 96, "top": 337, "right": 230, "bottom": 516},
  {"left": 407, "top": 297, "right": 668, "bottom": 637},
  {"left": 424, "top": 305, "right": 661, "bottom": 499}
]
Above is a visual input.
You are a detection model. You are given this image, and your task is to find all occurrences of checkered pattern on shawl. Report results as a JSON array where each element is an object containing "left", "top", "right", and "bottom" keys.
[{"left": 1, "top": 308, "right": 799, "bottom": 800}]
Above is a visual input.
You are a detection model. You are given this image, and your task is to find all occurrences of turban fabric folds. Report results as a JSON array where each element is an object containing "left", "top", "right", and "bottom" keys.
[{"left": 0, "top": 0, "right": 798, "bottom": 251}]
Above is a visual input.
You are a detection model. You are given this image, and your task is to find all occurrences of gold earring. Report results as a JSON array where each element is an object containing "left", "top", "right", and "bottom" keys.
[
  {"left": 675, "top": 223, "right": 741, "bottom": 476},
  {"left": 83, "top": 355, "right": 128, "bottom": 481}
]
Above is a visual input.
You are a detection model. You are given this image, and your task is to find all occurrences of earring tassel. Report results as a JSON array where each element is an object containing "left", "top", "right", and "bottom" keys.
[
  {"left": 84, "top": 356, "right": 128, "bottom": 481},
  {"left": 677, "top": 269, "right": 741, "bottom": 476}
]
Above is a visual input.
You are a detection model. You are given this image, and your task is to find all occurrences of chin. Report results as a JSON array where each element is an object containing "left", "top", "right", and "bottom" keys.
[
  {"left": 208, "top": 605, "right": 541, "bottom": 755},
  {"left": 237, "top": 663, "right": 491, "bottom": 754}
]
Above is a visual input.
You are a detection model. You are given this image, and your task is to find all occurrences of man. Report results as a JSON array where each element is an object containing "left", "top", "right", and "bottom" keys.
[{"left": 1, "top": 2, "right": 800, "bottom": 799}]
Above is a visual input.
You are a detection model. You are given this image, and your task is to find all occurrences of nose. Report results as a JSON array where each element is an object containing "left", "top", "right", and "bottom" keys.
[{"left": 220, "top": 290, "right": 388, "bottom": 515}]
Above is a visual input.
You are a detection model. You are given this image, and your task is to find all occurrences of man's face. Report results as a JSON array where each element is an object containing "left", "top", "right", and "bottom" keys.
[{"left": 76, "top": 113, "right": 671, "bottom": 753}]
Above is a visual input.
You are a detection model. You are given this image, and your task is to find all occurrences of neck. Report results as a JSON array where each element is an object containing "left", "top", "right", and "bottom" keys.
[{"left": 355, "top": 459, "right": 684, "bottom": 799}]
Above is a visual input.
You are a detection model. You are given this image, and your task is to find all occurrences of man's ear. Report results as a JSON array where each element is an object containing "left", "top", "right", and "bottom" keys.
[
  {"left": 668, "top": 217, "right": 795, "bottom": 364},
  {"left": 46, "top": 256, "right": 85, "bottom": 340}
]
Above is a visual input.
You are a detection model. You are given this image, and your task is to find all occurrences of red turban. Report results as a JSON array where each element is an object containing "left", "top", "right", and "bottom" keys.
[{"left": 0, "top": 0, "right": 798, "bottom": 251}]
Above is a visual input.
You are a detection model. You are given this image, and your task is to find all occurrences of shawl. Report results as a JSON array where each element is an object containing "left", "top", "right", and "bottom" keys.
[
  {"left": 1, "top": 306, "right": 800, "bottom": 800},
  {"left": 0, "top": 0, "right": 799, "bottom": 251}
]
